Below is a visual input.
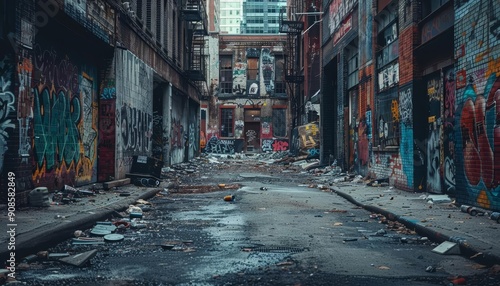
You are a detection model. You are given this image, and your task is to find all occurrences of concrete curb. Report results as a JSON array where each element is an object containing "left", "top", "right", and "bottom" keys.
[
  {"left": 331, "top": 186, "right": 500, "bottom": 266},
  {"left": 1, "top": 188, "right": 160, "bottom": 263}
]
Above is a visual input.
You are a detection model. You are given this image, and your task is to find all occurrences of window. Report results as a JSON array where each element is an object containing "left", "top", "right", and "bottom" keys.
[
  {"left": 272, "top": 108, "right": 287, "bottom": 137},
  {"left": 346, "top": 47, "right": 359, "bottom": 89},
  {"left": 247, "top": 58, "right": 259, "bottom": 80},
  {"left": 422, "top": 0, "right": 450, "bottom": 17},
  {"left": 376, "top": 90, "right": 399, "bottom": 147},
  {"left": 156, "top": 0, "right": 162, "bottom": 44},
  {"left": 220, "top": 55, "right": 233, "bottom": 94},
  {"left": 220, "top": 108, "right": 234, "bottom": 137},
  {"left": 137, "top": 0, "right": 143, "bottom": 20},
  {"left": 146, "top": 0, "right": 152, "bottom": 31},
  {"left": 275, "top": 55, "right": 286, "bottom": 94}
]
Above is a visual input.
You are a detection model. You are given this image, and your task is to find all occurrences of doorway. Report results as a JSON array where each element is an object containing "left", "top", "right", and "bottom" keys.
[
  {"left": 244, "top": 108, "right": 261, "bottom": 152},
  {"left": 245, "top": 122, "right": 260, "bottom": 152}
]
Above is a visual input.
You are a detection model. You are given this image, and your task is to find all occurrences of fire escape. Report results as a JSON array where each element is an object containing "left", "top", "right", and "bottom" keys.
[
  {"left": 279, "top": 5, "right": 304, "bottom": 130},
  {"left": 181, "top": 0, "right": 209, "bottom": 99}
]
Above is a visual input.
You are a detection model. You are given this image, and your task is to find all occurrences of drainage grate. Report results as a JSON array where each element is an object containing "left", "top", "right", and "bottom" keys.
[{"left": 248, "top": 246, "right": 307, "bottom": 253}]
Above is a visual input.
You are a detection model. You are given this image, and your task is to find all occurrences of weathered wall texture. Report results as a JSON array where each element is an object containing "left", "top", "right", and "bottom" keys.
[
  {"left": 115, "top": 49, "right": 153, "bottom": 179},
  {"left": 454, "top": 0, "right": 500, "bottom": 210}
]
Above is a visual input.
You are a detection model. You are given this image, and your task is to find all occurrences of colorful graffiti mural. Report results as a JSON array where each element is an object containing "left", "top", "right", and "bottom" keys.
[
  {"left": 31, "top": 43, "right": 99, "bottom": 187},
  {"left": 460, "top": 76, "right": 499, "bottom": 186},
  {"left": 455, "top": 0, "right": 500, "bottom": 210}
]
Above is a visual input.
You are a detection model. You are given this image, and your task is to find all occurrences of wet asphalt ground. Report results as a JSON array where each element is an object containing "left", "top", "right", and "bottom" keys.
[{"left": 10, "top": 156, "right": 500, "bottom": 285}]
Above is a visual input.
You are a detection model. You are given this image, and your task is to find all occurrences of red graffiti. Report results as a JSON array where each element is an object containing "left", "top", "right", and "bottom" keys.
[
  {"left": 272, "top": 140, "right": 289, "bottom": 151},
  {"left": 487, "top": 80, "right": 500, "bottom": 187},
  {"left": 460, "top": 90, "right": 500, "bottom": 188}
]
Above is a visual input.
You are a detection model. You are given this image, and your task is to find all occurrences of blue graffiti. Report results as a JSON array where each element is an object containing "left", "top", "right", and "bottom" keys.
[
  {"left": 100, "top": 86, "right": 116, "bottom": 99},
  {"left": 205, "top": 137, "right": 235, "bottom": 154},
  {"left": 33, "top": 87, "right": 81, "bottom": 169}
]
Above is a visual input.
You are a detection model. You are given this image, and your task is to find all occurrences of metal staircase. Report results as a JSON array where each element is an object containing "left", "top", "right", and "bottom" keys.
[
  {"left": 181, "top": 0, "right": 208, "bottom": 82},
  {"left": 279, "top": 6, "right": 304, "bottom": 83}
]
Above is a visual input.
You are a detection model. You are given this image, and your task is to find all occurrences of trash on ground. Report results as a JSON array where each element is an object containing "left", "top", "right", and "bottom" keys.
[
  {"left": 224, "top": 195, "right": 235, "bottom": 201},
  {"left": 104, "top": 233, "right": 124, "bottom": 242},
  {"left": 425, "top": 265, "right": 436, "bottom": 272},
  {"left": 58, "top": 249, "right": 98, "bottom": 267},
  {"left": 72, "top": 237, "right": 105, "bottom": 245}
]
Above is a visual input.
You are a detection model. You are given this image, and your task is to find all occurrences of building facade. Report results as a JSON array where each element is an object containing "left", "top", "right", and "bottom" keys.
[
  {"left": 204, "top": 34, "right": 290, "bottom": 154},
  {"left": 319, "top": 0, "right": 500, "bottom": 211},
  {"left": 220, "top": 0, "right": 243, "bottom": 34},
  {"left": 0, "top": 0, "right": 207, "bottom": 205}
]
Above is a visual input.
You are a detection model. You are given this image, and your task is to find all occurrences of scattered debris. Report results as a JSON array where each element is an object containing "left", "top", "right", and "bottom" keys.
[
  {"left": 378, "top": 265, "right": 390, "bottom": 270},
  {"left": 432, "top": 241, "right": 461, "bottom": 255},
  {"left": 103, "top": 233, "right": 124, "bottom": 242},
  {"left": 490, "top": 212, "right": 500, "bottom": 223},
  {"left": 448, "top": 276, "right": 466, "bottom": 285},
  {"left": 47, "top": 253, "right": 70, "bottom": 260},
  {"left": 224, "top": 195, "right": 236, "bottom": 201},
  {"left": 276, "top": 261, "right": 294, "bottom": 266},
  {"left": 59, "top": 249, "right": 98, "bottom": 267},
  {"left": 426, "top": 195, "right": 452, "bottom": 204},
  {"left": 29, "top": 187, "right": 51, "bottom": 207},
  {"left": 72, "top": 237, "right": 105, "bottom": 245},
  {"left": 425, "top": 265, "right": 436, "bottom": 272}
]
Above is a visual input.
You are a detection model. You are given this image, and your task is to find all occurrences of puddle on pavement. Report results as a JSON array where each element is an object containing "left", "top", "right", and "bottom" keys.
[{"left": 170, "top": 199, "right": 294, "bottom": 282}]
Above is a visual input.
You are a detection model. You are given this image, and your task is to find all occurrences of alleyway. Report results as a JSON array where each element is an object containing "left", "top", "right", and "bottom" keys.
[{"left": 9, "top": 155, "right": 500, "bottom": 285}]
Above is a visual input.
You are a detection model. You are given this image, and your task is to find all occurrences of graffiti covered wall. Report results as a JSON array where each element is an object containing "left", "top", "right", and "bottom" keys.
[
  {"left": 115, "top": 49, "right": 153, "bottom": 179},
  {"left": 32, "top": 42, "right": 99, "bottom": 190},
  {"left": 455, "top": 0, "right": 500, "bottom": 211}
]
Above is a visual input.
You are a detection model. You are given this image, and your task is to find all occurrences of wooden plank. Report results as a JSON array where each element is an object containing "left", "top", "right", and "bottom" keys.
[{"left": 103, "top": 178, "right": 131, "bottom": 190}]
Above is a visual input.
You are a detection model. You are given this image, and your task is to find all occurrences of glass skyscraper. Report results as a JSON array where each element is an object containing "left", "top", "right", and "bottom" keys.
[
  {"left": 240, "top": 0, "right": 287, "bottom": 34},
  {"left": 220, "top": 0, "right": 243, "bottom": 34}
]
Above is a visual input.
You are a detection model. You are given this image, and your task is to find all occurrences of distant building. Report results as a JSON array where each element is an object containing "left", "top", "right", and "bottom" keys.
[
  {"left": 220, "top": 0, "right": 243, "bottom": 34},
  {"left": 240, "top": 0, "right": 286, "bottom": 34}
]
